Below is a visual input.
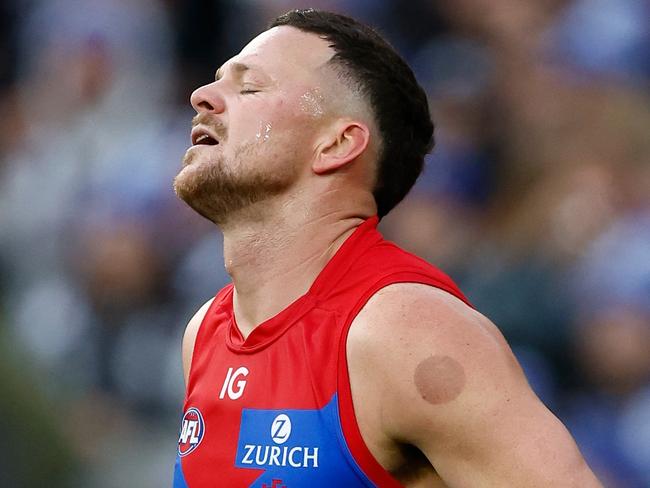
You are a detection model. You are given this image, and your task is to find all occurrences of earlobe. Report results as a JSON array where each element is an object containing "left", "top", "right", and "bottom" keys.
[{"left": 313, "top": 122, "right": 370, "bottom": 175}]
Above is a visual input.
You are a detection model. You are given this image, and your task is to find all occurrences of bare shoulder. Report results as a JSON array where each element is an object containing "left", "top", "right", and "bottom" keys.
[
  {"left": 347, "top": 282, "right": 601, "bottom": 487},
  {"left": 350, "top": 281, "right": 495, "bottom": 338},
  {"left": 182, "top": 298, "right": 215, "bottom": 386},
  {"left": 348, "top": 282, "right": 513, "bottom": 385},
  {"left": 347, "top": 282, "right": 519, "bottom": 435}
]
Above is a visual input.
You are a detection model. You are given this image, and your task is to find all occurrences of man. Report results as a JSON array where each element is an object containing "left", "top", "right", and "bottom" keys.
[{"left": 172, "top": 9, "right": 601, "bottom": 488}]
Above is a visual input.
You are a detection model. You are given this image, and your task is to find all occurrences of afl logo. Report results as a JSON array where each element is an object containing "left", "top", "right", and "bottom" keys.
[
  {"left": 178, "top": 407, "right": 205, "bottom": 457},
  {"left": 270, "top": 414, "right": 292, "bottom": 444}
]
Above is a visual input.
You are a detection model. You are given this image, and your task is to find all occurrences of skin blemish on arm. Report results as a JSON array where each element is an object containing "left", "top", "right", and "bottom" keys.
[{"left": 414, "top": 355, "right": 466, "bottom": 405}]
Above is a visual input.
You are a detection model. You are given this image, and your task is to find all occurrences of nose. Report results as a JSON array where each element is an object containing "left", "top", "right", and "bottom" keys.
[{"left": 190, "top": 82, "right": 226, "bottom": 114}]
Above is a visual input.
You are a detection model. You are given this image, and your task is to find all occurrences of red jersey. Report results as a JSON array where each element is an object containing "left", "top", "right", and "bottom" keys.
[{"left": 174, "top": 216, "right": 469, "bottom": 487}]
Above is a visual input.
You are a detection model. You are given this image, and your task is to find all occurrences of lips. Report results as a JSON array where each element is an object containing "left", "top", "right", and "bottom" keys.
[{"left": 191, "top": 126, "right": 220, "bottom": 146}]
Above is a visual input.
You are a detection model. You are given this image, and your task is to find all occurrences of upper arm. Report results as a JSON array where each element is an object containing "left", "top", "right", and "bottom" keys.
[
  {"left": 182, "top": 298, "right": 215, "bottom": 387},
  {"left": 349, "top": 283, "right": 601, "bottom": 488}
]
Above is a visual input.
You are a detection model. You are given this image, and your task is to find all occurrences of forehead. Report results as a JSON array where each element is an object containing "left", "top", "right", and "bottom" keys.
[{"left": 233, "top": 26, "right": 334, "bottom": 83}]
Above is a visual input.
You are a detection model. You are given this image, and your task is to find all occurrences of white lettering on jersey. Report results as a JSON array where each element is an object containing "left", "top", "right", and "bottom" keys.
[
  {"left": 179, "top": 420, "right": 201, "bottom": 444},
  {"left": 240, "top": 445, "right": 319, "bottom": 468},
  {"left": 239, "top": 413, "right": 319, "bottom": 468},
  {"left": 242, "top": 444, "right": 256, "bottom": 464},
  {"left": 219, "top": 366, "right": 249, "bottom": 400}
]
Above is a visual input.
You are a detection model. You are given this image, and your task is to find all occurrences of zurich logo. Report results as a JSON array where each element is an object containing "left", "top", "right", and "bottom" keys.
[
  {"left": 270, "top": 414, "right": 291, "bottom": 444},
  {"left": 178, "top": 407, "right": 205, "bottom": 457},
  {"left": 235, "top": 397, "right": 372, "bottom": 485}
]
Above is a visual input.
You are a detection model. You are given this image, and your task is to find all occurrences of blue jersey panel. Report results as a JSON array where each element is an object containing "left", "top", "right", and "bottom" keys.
[
  {"left": 173, "top": 455, "right": 190, "bottom": 488},
  {"left": 235, "top": 394, "right": 376, "bottom": 487}
]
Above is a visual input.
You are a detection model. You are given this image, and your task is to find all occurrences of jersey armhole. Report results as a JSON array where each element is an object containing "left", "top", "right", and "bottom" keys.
[
  {"left": 336, "top": 273, "right": 470, "bottom": 488},
  {"left": 185, "top": 286, "right": 233, "bottom": 395}
]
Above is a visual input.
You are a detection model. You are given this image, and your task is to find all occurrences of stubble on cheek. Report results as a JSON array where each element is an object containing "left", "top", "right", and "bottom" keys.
[{"left": 172, "top": 141, "right": 301, "bottom": 226}]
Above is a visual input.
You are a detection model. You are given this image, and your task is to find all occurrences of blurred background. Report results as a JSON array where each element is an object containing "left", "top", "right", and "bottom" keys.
[{"left": 0, "top": 0, "right": 648, "bottom": 486}]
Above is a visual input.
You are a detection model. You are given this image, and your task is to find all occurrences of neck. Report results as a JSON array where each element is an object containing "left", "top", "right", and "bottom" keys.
[{"left": 222, "top": 192, "right": 374, "bottom": 339}]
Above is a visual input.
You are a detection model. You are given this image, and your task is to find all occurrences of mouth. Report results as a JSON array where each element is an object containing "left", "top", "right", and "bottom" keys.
[{"left": 191, "top": 127, "right": 220, "bottom": 146}]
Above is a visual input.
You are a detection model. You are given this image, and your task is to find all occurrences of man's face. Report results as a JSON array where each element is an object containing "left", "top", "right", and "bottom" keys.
[{"left": 174, "top": 26, "right": 335, "bottom": 225}]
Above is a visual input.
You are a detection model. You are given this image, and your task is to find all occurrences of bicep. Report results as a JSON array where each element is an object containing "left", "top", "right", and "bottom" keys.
[
  {"left": 401, "top": 317, "right": 600, "bottom": 487},
  {"left": 182, "top": 298, "right": 214, "bottom": 387},
  {"left": 412, "top": 352, "right": 598, "bottom": 487}
]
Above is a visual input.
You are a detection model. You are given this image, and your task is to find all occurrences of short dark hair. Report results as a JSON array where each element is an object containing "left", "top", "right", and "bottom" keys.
[{"left": 270, "top": 9, "right": 434, "bottom": 218}]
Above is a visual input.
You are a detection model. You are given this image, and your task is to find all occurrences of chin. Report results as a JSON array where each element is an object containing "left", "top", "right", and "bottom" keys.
[
  {"left": 173, "top": 174, "right": 219, "bottom": 224},
  {"left": 173, "top": 160, "right": 206, "bottom": 200},
  {"left": 173, "top": 171, "right": 193, "bottom": 203}
]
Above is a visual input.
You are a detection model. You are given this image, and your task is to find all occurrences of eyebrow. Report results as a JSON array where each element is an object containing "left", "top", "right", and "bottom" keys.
[{"left": 215, "top": 62, "right": 264, "bottom": 81}]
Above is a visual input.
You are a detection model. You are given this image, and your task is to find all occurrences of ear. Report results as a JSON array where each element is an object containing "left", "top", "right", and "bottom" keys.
[{"left": 312, "top": 121, "right": 370, "bottom": 175}]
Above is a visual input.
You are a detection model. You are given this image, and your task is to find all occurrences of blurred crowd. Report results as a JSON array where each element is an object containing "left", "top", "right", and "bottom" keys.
[{"left": 0, "top": 0, "right": 648, "bottom": 486}]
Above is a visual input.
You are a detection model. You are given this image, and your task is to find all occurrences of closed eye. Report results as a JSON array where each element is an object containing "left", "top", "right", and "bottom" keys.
[{"left": 240, "top": 89, "right": 260, "bottom": 95}]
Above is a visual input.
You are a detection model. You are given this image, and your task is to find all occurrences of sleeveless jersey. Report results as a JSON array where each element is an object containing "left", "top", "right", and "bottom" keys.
[{"left": 173, "top": 216, "right": 470, "bottom": 487}]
